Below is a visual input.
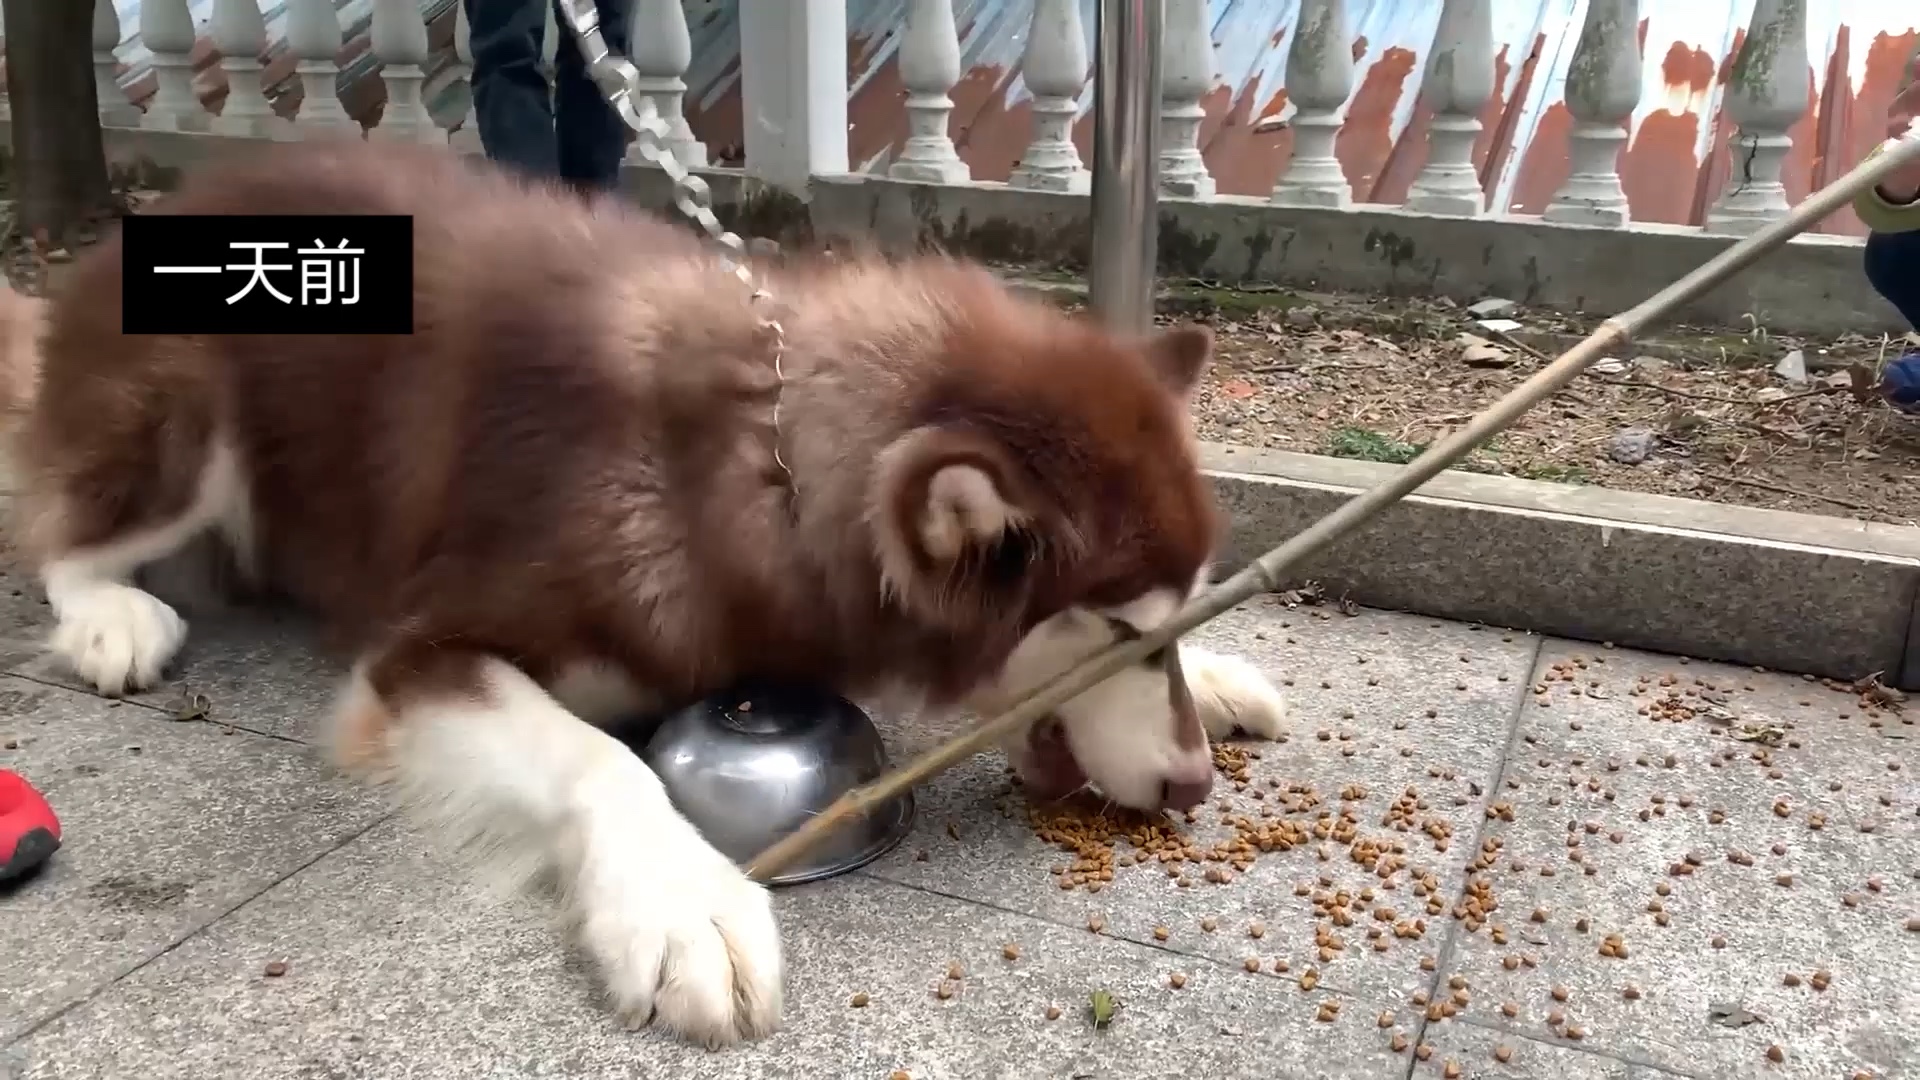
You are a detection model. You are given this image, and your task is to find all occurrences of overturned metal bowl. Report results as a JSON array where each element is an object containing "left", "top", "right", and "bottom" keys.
[{"left": 633, "top": 682, "right": 915, "bottom": 887}]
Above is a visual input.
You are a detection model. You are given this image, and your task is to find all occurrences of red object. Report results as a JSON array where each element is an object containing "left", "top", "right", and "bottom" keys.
[{"left": 0, "top": 769, "right": 60, "bottom": 882}]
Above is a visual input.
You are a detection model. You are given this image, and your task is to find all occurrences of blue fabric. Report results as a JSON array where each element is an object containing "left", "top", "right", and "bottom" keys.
[
  {"left": 1882, "top": 353, "right": 1920, "bottom": 408},
  {"left": 1866, "top": 227, "right": 1920, "bottom": 329},
  {"left": 1867, "top": 229, "right": 1920, "bottom": 409},
  {"left": 463, "top": 0, "right": 630, "bottom": 191}
]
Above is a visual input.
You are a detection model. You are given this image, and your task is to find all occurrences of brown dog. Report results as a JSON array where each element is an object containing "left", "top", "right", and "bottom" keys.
[{"left": 1, "top": 140, "right": 1285, "bottom": 1046}]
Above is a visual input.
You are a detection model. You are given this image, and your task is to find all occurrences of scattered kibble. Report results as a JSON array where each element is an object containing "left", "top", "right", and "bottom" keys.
[
  {"left": 1168, "top": 972, "right": 1187, "bottom": 989},
  {"left": 850, "top": 992, "right": 870, "bottom": 1008},
  {"left": 263, "top": 961, "right": 288, "bottom": 978}
]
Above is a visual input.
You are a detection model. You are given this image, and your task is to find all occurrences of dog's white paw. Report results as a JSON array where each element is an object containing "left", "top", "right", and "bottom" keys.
[
  {"left": 49, "top": 582, "right": 186, "bottom": 696},
  {"left": 573, "top": 813, "right": 784, "bottom": 1047},
  {"left": 1186, "top": 646, "right": 1287, "bottom": 740}
]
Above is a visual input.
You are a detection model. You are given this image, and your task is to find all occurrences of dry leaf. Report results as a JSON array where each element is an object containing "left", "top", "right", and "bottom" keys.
[{"left": 1455, "top": 333, "right": 1515, "bottom": 368}]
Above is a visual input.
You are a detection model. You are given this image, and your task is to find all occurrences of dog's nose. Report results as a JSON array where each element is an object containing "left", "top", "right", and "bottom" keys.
[{"left": 1159, "top": 771, "right": 1213, "bottom": 811}]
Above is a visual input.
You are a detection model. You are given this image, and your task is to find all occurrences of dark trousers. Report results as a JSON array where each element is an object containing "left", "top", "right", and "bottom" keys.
[
  {"left": 464, "top": 0, "right": 630, "bottom": 191},
  {"left": 1866, "top": 228, "right": 1920, "bottom": 330}
]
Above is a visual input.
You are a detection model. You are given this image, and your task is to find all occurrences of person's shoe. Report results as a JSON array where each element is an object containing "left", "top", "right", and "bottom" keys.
[
  {"left": 0, "top": 769, "right": 61, "bottom": 884},
  {"left": 1879, "top": 352, "right": 1920, "bottom": 412}
]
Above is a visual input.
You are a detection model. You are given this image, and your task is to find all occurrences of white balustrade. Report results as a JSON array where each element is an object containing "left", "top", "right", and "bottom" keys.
[
  {"left": 370, "top": 0, "right": 441, "bottom": 143},
  {"left": 1405, "top": 0, "right": 1494, "bottom": 216},
  {"left": 141, "top": 0, "right": 210, "bottom": 132},
  {"left": 450, "top": 1, "right": 482, "bottom": 153},
  {"left": 1158, "top": 0, "right": 1216, "bottom": 197},
  {"left": 286, "top": 0, "right": 355, "bottom": 134},
  {"left": 1270, "top": 0, "right": 1354, "bottom": 207},
  {"left": 889, "top": 0, "right": 970, "bottom": 183},
  {"left": 1706, "top": 0, "right": 1809, "bottom": 235},
  {"left": 628, "top": 0, "right": 706, "bottom": 166},
  {"left": 210, "top": 0, "right": 290, "bottom": 138},
  {"left": 1545, "top": 0, "right": 1641, "bottom": 225},
  {"left": 92, "top": 0, "right": 141, "bottom": 128},
  {"left": 1008, "top": 0, "right": 1090, "bottom": 193}
]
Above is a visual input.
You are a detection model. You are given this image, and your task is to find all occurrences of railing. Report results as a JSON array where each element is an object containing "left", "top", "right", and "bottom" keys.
[{"left": 0, "top": 1, "right": 1909, "bottom": 243}]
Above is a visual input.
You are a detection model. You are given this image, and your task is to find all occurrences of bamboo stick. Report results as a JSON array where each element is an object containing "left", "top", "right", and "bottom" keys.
[{"left": 748, "top": 133, "right": 1920, "bottom": 883}]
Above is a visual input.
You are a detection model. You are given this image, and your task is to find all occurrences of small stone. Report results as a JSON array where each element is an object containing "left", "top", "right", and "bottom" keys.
[{"left": 1608, "top": 428, "right": 1657, "bottom": 465}]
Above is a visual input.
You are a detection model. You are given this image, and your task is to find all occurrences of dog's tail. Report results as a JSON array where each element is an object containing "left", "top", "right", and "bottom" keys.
[{"left": 0, "top": 286, "right": 47, "bottom": 427}]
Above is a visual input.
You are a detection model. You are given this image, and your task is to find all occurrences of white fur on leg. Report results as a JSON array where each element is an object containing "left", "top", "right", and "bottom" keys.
[
  {"left": 364, "top": 656, "right": 784, "bottom": 1046},
  {"left": 1183, "top": 646, "right": 1288, "bottom": 740},
  {"left": 45, "top": 578, "right": 185, "bottom": 695},
  {"left": 38, "top": 439, "right": 253, "bottom": 696}
]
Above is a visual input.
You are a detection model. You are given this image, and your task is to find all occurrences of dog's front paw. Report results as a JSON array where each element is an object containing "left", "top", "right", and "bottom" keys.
[
  {"left": 49, "top": 582, "right": 186, "bottom": 696},
  {"left": 1185, "top": 646, "right": 1287, "bottom": 740},
  {"left": 573, "top": 818, "right": 784, "bottom": 1047}
]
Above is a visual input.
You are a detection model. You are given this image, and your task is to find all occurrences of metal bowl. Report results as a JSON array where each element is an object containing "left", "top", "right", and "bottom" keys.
[{"left": 631, "top": 682, "right": 916, "bottom": 887}]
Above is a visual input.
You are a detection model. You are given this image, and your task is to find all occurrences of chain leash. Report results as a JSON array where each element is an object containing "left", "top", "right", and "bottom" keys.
[{"left": 553, "top": 0, "right": 795, "bottom": 486}]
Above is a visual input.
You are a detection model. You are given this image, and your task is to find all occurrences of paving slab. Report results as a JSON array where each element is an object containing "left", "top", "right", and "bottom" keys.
[
  {"left": 6, "top": 815, "right": 1577, "bottom": 1080},
  {"left": 1428, "top": 641, "right": 1920, "bottom": 1080},
  {"left": 7, "top": 601, "right": 341, "bottom": 748},
  {"left": 865, "top": 602, "right": 1540, "bottom": 1008},
  {"left": 0, "top": 677, "right": 383, "bottom": 1044}
]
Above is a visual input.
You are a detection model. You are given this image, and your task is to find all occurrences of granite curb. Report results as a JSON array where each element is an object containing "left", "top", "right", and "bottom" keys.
[{"left": 1200, "top": 442, "right": 1920, "bottom": 690}]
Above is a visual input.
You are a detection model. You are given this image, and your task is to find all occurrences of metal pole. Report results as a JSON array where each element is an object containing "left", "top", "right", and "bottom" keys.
[{"left": 1088, "top": 0, "right": 1163, "bottom": 334}]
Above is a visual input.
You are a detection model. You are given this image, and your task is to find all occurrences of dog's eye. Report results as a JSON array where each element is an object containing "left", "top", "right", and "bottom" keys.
[{"left": 1102, "top": 617, "right": 1166, "bottom": 667}]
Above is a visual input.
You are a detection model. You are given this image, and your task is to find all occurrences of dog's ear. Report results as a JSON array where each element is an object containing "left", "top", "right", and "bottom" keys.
[
  {"left": 870, "top": 427, "right": 1062, "bottom": 625},
  {"left": 1140, "top": 324, "right": 1213, "bottom": 398}
]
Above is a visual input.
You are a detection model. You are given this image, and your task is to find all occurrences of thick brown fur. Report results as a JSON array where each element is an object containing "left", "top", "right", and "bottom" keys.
[
  {"left": 11, "top": 139, "right": 1217, "bottom": 711},
  {"left": 2, "top": 140, "right": 1293, "bottom": 1046}
]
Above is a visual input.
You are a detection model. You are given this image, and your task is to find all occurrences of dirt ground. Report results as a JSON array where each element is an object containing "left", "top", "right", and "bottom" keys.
[{"left": 1088, "top": 281, "right": 1920, "bottom": 527}]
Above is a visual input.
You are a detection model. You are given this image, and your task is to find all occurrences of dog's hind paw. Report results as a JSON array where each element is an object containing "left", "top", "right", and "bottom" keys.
[{"left": 1184, "top": 646, "right": 1287, "bottom": 741}]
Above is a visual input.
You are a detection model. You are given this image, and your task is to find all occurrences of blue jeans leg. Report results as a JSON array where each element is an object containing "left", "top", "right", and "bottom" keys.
[
  {"left": 1865, "top": 228, "right": 1920, "bottom": 329},
  {"left": 465, "top": 0, "right": 558, "bottom": 180},
  {"left": 553, "top": 0, "right": 632, "bottom": 190}
]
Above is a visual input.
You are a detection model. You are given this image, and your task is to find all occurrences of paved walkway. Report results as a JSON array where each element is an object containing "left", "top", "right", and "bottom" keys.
[{"left": 0, "top": 558, "right": 1914, "bottom": 1079}]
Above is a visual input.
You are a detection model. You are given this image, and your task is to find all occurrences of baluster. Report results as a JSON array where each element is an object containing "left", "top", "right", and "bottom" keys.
[
  {"left": 370, "top": 0, "right": 441, "bottom": 142},
  {"left": 1545, "top": 0, "right": 1641, "bottom": 224},
  {"left": 1009, "top": 0, "right": 1090, "bottom": 192},
  {"left": 210, "top": 0, "right": 289, "bottom": 138},
  {"left": 628, "top": 0, "right": 706, "bottom": 166},
  {"left": 92, "top": 0, "right": 141, "bottom": 127},
  {"left": 141, "top": 0, "right": 210, "bottom": 132},
  {"left": 889, "top": 0, "right": 970, "bottom": 182},
  {"left": 1270, "top": 0, "right": 1354, "bottom": 207},
  {"left": 1705, "top": 0, "right": 1808, "bottom": 234},
  {"left": 0, "top": 4, "right": 9, "bottom": 123},
  {"left": 450, "top": 0, "right": 482, "bottom": 152},
  {"left": 286, "top": 0, "right": 356, "bottom": 134},
  {"left": 1158, "top": 0, "right": 1216, "bottom": 196},
  {"left": 1405, "top": 0, "right": 1494, "bottom": 215}
]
